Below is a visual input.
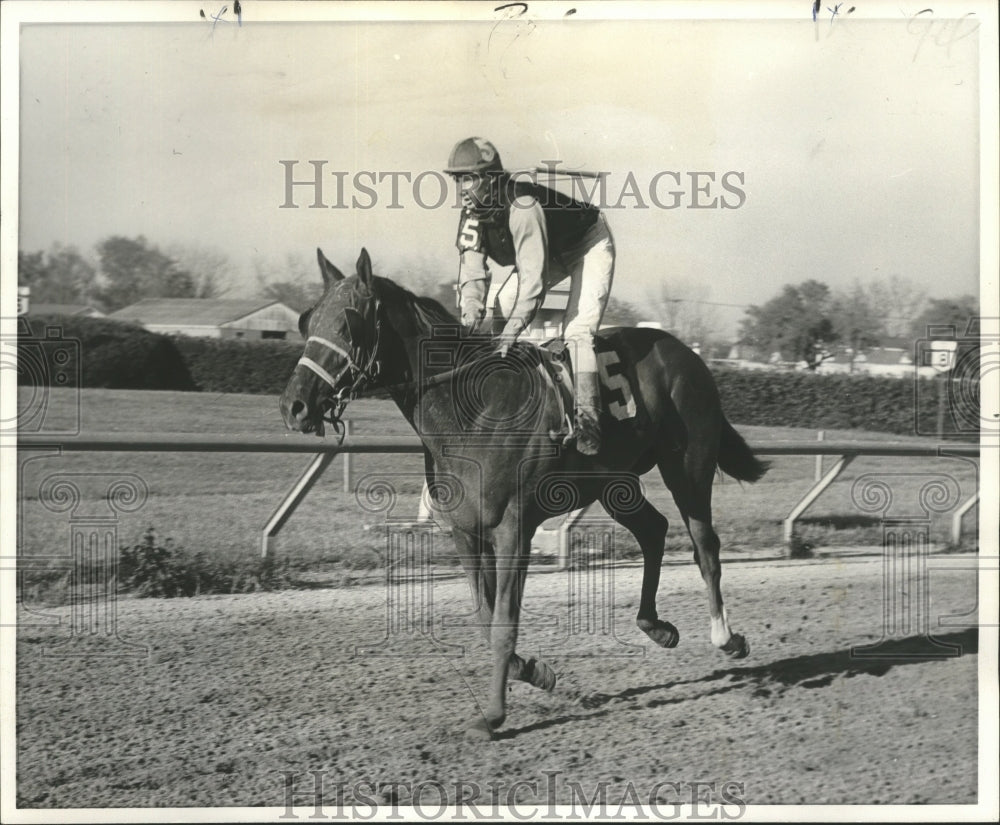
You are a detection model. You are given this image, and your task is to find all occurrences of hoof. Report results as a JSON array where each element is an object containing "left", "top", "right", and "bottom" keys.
[
  {"left": 523, "top": 657, "right": 557, "bottom": 692},
  {"left": 637, "top": 617, "right": 680, "bottom": 648},
  {"left": 720, "top": 633, "right": 749, "bottom": 659},
  {"left": 463, "top": 716, "right": 496, "bottom": 742}
]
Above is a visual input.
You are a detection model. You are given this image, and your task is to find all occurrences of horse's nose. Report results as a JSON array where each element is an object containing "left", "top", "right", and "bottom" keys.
[
  {"left": 279, "top": 392, "right": 312, "bottom": 432},
  {"left": 290, "top": 399, "right": 309, "bottom": 426}
]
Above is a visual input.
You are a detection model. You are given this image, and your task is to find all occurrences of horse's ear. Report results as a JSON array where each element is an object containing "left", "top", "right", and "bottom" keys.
[
  {"left": 356, "top": 248, "right": 373, "bottom": 289},
  {"left": 317, "top": 248, "right": 345, "bottom": 286}
]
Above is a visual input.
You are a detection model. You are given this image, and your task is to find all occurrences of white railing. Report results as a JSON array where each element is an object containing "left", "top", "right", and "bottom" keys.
[{"left": 16, "top": 432, "right": 980, "bottom": 563}]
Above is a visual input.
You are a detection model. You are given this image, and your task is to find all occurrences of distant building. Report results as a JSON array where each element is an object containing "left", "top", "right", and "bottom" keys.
[
  {"left": 28, "top": 303, "right": 105, "bottom": 318},
  {"left": 482, "top": 280, "right": 571, "bottom": 341},
  {"left": 106, "top": 298, "right": 301, "bottom": 341},
  {"left": 817, "top": 344, "right": 936, "bottom": 379}
]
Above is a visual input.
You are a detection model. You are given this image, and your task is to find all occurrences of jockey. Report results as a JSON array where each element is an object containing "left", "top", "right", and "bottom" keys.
[{"left": 445, "top": 137, "right": 616, "bottom": 455}]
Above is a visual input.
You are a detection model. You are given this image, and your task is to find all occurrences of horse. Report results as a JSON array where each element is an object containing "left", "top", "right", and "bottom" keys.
[{"left": 279, "top": 248, "right": 769, "bottom": 741}]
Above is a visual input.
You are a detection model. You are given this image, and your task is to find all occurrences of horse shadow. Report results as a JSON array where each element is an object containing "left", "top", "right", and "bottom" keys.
[
  {"left": 796, "top": 515, "right": 883, "bottom": 530},
  {"left": 500, "top": 628, "right": 978, "bottom": 738}
]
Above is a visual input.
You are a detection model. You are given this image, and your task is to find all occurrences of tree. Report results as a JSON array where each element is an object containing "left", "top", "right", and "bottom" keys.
[
  {"left": 601, "top": 295, "right": 643, "bottom": 327},
  {"left": 165, "top": 243, "right": 234, "bottom": 299},
  {"left": 652, "top": 279, "right": 722, "bottom": 346},
  {"left": 391, "top": 255, "right": 458, "bottom": 318},
  {"left": 18, "top": 245, "right": 99, "bottom": 307},
  {"left": 18, "top": 250, "right": 47, "bottom": 294},
  {"left": 96, "top": 236, "right": 199, "bottom": 311},
  {"left": 254, "top": 251, "right": 323, "bottom": 313},
  {"left": 910, "top": 295, "right": 979, "bottom": 340},
  {"left": 910, "top": 295, "right": 981, "bottom": 378},
  {"left": 831, "top": 282, "right": 884, "bottom": 372},
  {"left": 867, "top": 274, "right": 927, "bottom": 338},
  {"left": 260, "top": 280, "right": 323, "bottom": 314},
  {"left": 739, "top": 280, "right": 837, "bottom": 369}
]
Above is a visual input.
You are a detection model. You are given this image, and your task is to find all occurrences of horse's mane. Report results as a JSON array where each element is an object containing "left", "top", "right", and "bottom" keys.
[{"left": 374, "top": 275, "right": 459, "bottom": 333}]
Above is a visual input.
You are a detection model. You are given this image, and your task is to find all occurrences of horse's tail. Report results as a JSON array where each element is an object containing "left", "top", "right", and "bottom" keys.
[{"left": 717, "top": 416, "right": 769, "bottom": 482}]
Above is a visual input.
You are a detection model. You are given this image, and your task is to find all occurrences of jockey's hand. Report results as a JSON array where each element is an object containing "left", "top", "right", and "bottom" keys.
[{"left": 496, "top": 333, "right": 517, "bottom": 358}]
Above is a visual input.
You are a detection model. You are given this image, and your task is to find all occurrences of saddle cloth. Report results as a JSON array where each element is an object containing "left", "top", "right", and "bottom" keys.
[{"left": 534, "top": 334, "right": 649, "bottom": 442}]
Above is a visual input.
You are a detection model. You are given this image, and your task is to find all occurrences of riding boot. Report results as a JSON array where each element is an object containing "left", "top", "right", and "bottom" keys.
[{"left": 574, "top": 371, "right": 602, "bottom": 455}]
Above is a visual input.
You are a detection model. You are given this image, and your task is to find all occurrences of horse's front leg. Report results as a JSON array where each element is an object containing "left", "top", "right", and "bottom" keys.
[{"left": 465, "top": 517, "right": 528, "bottom": 741}]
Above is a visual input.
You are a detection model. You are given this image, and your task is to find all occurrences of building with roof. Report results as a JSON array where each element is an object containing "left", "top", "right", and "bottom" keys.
[
  {"left": 816, "top": 344, "right": 936, "bottom": 379},
  {"left": 481, "top": 279, "right": 571, "bottom": 341},
  {"left": 106, "top": 298, "right": 301, "bottom": 341}
]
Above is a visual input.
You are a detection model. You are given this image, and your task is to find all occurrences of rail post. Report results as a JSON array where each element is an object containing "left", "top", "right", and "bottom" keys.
[
  {"left": 342, "top": 419, "right": 353, "bottom": 492},
  {"left": 261, "top": 452, "right": 336, "bottom": 558},
  {"left": 783, "top": 453, "right": 857, "bottom": 556},
  {"left": 951, "top": 491, "right": 979, "bottom": 546},
  {"left": 815, "top": 430, "right": 825, "bottom": 482}
]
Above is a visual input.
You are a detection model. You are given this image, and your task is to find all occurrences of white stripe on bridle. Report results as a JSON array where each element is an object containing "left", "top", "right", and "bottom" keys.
[
  {"left": 308, "top": 335, "right": 354, "bottom": 363},
  {"left": 296, "top": 335, "right": 363, "bottom": 391},
  {"left": 297, "top": 356, "right": 346, "bottom": 390}
]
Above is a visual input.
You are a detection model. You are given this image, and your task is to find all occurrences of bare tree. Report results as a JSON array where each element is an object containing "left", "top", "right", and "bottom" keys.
[
  {"left": 831, "top": 281, "right": 884, "bottom": 372},
  {"left": 166, "top": 243, "right": 237, "bottom": 298},
  {"left": 253, "top": 251, "right": 323, "bottom": 313},
  {"left": 867, "top": 274, "right": 927, "bottom": 338},
  {"left": 649, "top": 279, "right": 721, "bottom": 345},
  {"left": 387, "top": 253, "right": 458, "bottom": 315}
]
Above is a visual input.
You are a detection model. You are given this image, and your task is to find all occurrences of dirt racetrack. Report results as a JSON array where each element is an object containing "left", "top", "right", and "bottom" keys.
[{"left": 17, "top": 550, "right": 979, "bottom": 810}]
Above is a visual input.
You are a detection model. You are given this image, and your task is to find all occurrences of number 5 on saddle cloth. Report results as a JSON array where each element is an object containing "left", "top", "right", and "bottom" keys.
[{"left": 415, "top": 329, "right": 650, "bottom": 443}]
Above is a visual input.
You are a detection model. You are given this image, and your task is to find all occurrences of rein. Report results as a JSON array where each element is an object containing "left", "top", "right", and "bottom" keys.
[
  {"left": 354, "top": 341, "right": 573, "bottom": 443},
  {"left": 299, "top": 288, "right": 568, "bottom": 441}
]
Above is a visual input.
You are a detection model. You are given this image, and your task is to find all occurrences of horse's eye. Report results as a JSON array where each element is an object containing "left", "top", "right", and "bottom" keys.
[{"left": 298, "top": 310, "right": 312, "bottom": 338}]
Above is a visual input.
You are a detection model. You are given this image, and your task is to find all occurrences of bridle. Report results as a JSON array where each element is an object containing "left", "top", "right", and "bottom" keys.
[{"left": 297, "top": 298, "right": 382, "bottom": 440}]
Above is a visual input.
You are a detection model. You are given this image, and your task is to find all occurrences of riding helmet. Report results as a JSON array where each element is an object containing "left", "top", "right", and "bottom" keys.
[{"left": 445, "top": 137, "right": 503, "bottom": 175}]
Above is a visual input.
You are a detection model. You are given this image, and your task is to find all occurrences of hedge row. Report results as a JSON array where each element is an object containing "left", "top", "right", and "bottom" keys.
[
  {"left": 18, "top": 315, "right": 978, "bottom": 437},
  {"left": 18, "top": 315, "right": 300, "bottom": 394},
  {"left": 170, "top": 336, "right": 301, "bottom": 394},
  {"left": 19, "top": 315, "right": 196, "bottom": 391},
  {"left": 713, "top": 367, "right": 975, "bottom": 438}
]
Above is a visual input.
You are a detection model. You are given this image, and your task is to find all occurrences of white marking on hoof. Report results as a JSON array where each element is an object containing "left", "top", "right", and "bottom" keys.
[{"left": 710, "top": 607, "right": 732, "bottom": 648}]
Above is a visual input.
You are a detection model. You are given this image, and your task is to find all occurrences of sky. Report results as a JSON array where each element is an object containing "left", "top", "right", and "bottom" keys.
[{"left": 6, "top": 1, "right": 992, "bottom": 338}]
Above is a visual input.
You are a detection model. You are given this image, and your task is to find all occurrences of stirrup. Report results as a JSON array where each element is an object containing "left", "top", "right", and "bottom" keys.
[
  {"left": 549, "top": 413, "right": 574, "bottom": 445},
  {"left": 574, "top": 409, "right": 601, "bottom": 455}
]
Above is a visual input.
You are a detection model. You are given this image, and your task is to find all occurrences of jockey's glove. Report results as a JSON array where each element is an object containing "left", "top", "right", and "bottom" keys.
[{"left": 496, "top": 332, "right": 518, "bottom": 359}]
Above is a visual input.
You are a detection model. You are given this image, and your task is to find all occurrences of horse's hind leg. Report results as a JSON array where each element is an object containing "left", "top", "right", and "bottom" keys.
[
  {"left": 608, "top": 499, "right": 679, "bottom": 649},
  {"left": 659, "top": 455, "right": 749, "bottom": 659}
]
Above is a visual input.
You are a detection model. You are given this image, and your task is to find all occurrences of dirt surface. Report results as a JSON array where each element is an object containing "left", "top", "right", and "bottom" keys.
[{"left": 16, "top": 551, "right": 979, "bottom": 810}]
